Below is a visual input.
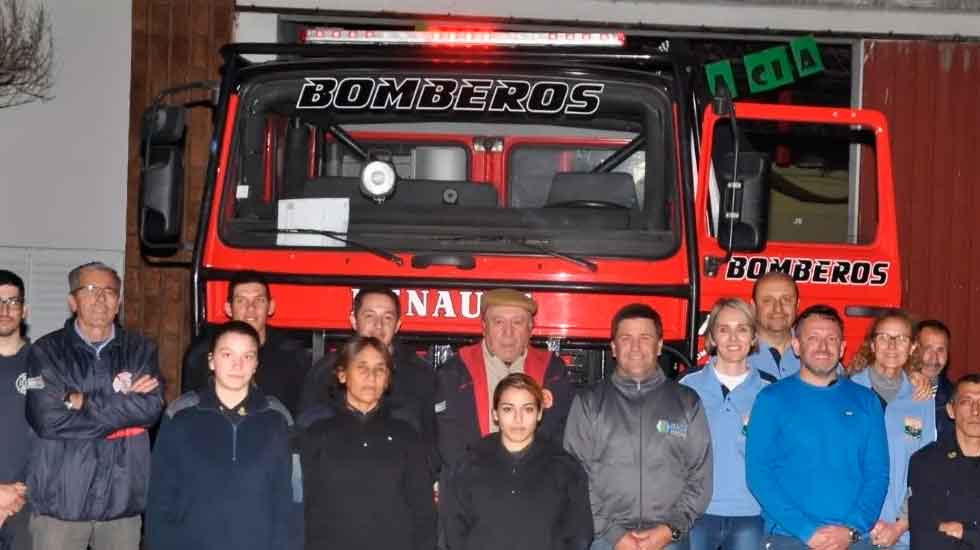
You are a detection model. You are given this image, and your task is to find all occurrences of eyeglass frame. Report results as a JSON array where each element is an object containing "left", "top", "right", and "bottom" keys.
[
  {"left": 872, "top": 332, "right": 912, "bottom": 346},
  {"left": 0, "top": 296, "right": 24, "bottom": 309},
  {"left": 71, "top": 284, "right": 121, "bottom": 301}
]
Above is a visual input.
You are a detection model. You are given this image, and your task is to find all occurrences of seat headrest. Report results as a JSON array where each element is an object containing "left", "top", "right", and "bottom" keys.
[{"left": 547, "top": 172, "right": 638, "bottom": 209}]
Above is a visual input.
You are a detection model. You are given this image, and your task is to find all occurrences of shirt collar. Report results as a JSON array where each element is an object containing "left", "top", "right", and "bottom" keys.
[{"left": 73, "top": 320, "right": 116, "bottom": 354}]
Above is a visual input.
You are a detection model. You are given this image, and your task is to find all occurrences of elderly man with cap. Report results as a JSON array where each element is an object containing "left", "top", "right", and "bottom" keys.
[{"left": 435, "top": 289, "right": 573, "bottom": 470}]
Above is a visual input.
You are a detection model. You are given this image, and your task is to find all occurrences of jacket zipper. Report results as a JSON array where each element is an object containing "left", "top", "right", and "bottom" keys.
[
  {"left": 637, "top": 380, "right": 643, "bottom": 531},
  {"left": 231, "top": 423, "right": 239, "bottom": 462}
]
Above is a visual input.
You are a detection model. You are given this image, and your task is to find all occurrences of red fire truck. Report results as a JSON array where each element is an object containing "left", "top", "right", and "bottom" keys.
[{"left": 140, "top": 29, "right": 900, "bottom": 382}]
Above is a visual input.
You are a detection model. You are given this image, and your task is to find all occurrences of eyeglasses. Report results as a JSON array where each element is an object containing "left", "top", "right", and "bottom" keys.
[
  {"left": 72, "top": 284, "right": 121, "bottom": 301},
  {"left": 873, "top": 332, "right": 911, "bottom": 346},
  {"left": 0, "top": 296, "right": 24, "bottom": 309}
]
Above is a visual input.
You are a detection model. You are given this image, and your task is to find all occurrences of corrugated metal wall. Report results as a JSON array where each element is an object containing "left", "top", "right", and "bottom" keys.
[
  {"left": 863, "top": 40, "right": 980, "bottom": 381},
  {"left": 125, "top": 0, "right": 234, "bottom": 401}
]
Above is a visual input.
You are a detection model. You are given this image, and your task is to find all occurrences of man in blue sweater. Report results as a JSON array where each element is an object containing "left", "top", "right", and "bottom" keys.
[{"left": 746, "top": 305, "right": 889, "bottom": 550}]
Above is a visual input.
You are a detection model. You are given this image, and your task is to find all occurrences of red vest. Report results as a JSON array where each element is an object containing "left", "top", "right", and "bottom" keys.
[{"left": 458, "top": 343, "right": 553, "bottom": 436}]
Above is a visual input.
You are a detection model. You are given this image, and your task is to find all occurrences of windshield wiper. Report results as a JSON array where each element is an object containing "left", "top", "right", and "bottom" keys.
[
  {"left": 246, "top": 228, "right": 404, "bottom": 266},
  {"left": 446, "top": 235, "right": 597, "bottom": 273}
]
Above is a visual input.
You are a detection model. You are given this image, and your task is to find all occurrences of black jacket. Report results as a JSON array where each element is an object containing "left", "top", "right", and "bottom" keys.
[
  {"left": 145, "top": 386, "right": 302, "bottom": 550},
  {"left": 298, "top": 342, "right": 437, "bottom": 458},
  {"left": 435, "top": 343, "right": 573, "bottom": 470},
  {"left": 908, "top": 435, "right": 980, "bottom": 550},
  {"left": 935, "top": 374, "right": 955, "bottom": 439},
  {"left": 298, "top": 403, "right": 436, "bottom": 550},
  {"left": 25, "top": 320, "right": 164, "bottom": 521},
  {"left": 182, "top": 328, "right": 308, "bottom": 415},
  {"left": 441, "top": 434, "right": 592, "bottom": 550}
]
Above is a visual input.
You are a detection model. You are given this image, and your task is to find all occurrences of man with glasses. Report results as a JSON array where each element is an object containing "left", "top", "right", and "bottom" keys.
[
  {"left": 182, "top": 270, "right": 308, "bottom": 415},
  {"left": 25, "top": 262, "right": 163, "bottom": 550},
  {"left": 0, "top": 270, "right": 31, "bottom": 550}
]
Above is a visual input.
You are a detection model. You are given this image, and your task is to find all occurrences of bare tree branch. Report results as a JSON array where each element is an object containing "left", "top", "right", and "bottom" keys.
[{"left": 0, "top": 0, "right": 54, "bottom": 109}]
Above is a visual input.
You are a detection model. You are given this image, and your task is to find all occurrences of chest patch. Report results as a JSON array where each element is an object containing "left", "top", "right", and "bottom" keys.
[
  {"left": 656, "top": 419, "right": 688, "bottom": 438},
  {"left": 112, "top": 371, "right": 133, "bottom": 393},
  {"left": 15, "top": 372, "right": 27, "bottom": 395},
  {"left": 903, "top": 416, "right": 923, "bottom": 439}
]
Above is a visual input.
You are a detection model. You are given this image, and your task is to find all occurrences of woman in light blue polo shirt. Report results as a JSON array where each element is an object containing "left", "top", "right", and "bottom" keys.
[
  {"left": 681, "top": 298, "right": 772, "bottom": 550},
  {"left": 847, "top": 309, "right": 936, "bottom": 550}
]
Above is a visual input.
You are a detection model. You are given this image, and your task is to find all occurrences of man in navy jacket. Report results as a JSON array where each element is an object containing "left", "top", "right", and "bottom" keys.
[{"left": 25, "top": 262, "right": 163, "bottom": 550}]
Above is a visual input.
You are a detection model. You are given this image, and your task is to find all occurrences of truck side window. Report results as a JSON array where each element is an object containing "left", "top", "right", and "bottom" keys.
[{"left": 708, "top": 119, "right": 878, "bottom": 245}]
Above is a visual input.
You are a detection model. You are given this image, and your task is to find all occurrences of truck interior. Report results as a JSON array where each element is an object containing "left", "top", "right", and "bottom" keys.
[{"left": 219, "top": 69, "right": 683, "bottom": 260}]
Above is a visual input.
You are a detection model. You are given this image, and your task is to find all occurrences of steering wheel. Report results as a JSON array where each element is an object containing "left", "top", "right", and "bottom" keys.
[{"left": 545, "top": 200, "right": 629, "bottom": 209}]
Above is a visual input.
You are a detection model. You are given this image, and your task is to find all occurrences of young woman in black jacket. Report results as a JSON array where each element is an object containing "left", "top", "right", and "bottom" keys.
[
  {"left": 298, "top": 336, "right": 436, "bottom": 550},
  {"left": 441, "top": 373, "right": 593, "bottom": 550},
  {"left": 145, "top": 321, "right": 302, "bottom": 550}
]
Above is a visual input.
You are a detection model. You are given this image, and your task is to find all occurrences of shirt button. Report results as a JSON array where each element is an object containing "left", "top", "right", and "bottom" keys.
[{"left": 363, "top": 442, "right": 368, "bottom": 447}]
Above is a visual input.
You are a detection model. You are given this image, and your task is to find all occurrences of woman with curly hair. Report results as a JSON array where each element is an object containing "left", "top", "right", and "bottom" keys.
[{"left": 846, "top": 309, "right": 936, "bottom": 549}]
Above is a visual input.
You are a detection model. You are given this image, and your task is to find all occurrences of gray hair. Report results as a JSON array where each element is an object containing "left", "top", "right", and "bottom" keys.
[
  {"left": 68, "top": 262, "right": 121, "bottom": 292},
  {"left": 704, "top": 297, "right": 758, "bottom": 355}
]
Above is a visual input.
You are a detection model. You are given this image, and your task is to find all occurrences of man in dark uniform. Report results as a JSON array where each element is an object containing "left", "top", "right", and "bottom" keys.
[
  {"left": 297, "top": 287, "right": 436, "bottom": 455},
  {"left": 182, "top": 271, "right": 308, "bottom": 415},
  {"left": 0, "top": 270, "right": 30, "bottom": 550},
  {"left": 909, "top": 373, "right": 980, "bottom": 550}
]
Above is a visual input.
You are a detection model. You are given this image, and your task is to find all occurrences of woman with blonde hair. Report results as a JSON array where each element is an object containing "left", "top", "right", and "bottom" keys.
[
  {"left": 681, "top": 297, "right": 771, "bottom": 550},
  {"left": 847, "top": 309, "right": 936, "bottom": 549}
]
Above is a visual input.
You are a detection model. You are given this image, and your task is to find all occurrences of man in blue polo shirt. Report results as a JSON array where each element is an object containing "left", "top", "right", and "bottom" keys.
[
  {"left": 747, "top": 305, "right": 888, "bottom": 550},
  {"left": 747, "top": 271, "right": 801, "bottom": 380}
]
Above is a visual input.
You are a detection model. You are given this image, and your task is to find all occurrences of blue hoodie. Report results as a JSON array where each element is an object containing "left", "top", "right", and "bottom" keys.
[
  {"left": 746, "top": 372, "right": 889, "bottom": 543},
  {"left": 681, "top": 362, "right": 770, "bottom": 516},
  {"left": 850, "top": 369, "right": 936, "bottom": 547}
]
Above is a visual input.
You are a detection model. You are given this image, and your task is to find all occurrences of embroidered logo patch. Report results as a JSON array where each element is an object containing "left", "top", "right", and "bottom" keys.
[
  {"left": 903, "top": 416, "right": 923, "bottom": 439},
  {"left": 656, "top": 419, "right": 688, "bottom": 438},
  {"left": 112, "top": 372, "right": 133, "bottom": 394},
  {"left": 434, "top": 401, "right": 447, "bottom": 414},
  {"left": 15, "top": 372, "right": 27, "bottom": 395},
  {"left": 23, "top": 375, "right": 44, "bottom": 391}
]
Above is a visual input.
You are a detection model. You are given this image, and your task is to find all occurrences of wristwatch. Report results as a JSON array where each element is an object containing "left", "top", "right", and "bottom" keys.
[
  {"left": 848, "top": 528, "right": 860, "bottom": 543},
  {"left": 63, "top": 393, "right": 74, "bottom": 410},
  {"left": 667, "top": 525, "right": 682, "bottom": 542}
]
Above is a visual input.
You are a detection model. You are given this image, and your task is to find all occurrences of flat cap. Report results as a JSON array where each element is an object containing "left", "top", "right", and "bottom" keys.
[{"left": 481, "top": 289, "right": 538, "bottom": 316}]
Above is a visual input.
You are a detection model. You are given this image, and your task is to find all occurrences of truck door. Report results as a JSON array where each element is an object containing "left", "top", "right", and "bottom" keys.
[{"left": 696, "top": 103, "right": 902, "bottom": 360}]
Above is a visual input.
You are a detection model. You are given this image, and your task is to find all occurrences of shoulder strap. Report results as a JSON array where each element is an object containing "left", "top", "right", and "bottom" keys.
[{"left": 165, "top": 391, "right": 201, "bottom": 419}]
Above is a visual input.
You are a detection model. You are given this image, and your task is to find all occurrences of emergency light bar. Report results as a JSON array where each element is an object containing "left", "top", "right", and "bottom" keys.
[{"left": 303, "top": 28, "right": 626, "bottom": 47}]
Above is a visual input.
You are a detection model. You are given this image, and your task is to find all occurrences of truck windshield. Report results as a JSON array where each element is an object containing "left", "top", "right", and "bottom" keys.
[{"left": 220, "top": 69, "right": 678, "bottom": 259}]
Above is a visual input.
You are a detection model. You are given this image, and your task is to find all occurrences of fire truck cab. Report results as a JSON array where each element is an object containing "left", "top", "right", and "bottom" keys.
[{"left": 140, "top": 29, "right": 901, "bottom": 383}]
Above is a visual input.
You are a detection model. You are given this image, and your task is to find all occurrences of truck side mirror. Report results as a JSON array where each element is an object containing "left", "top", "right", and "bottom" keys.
[
  {"left": 140, "top": 105, "right": 186, "bottom": 256},
  {"left": 717, "top": 151, "right": 770, "bottom": 252}
]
